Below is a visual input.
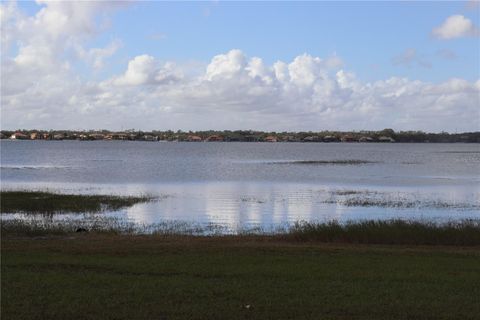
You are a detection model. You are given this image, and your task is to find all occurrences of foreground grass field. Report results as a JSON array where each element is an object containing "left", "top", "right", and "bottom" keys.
[{"left": 2, "top": 233, "right": 480, "bottom": 320}]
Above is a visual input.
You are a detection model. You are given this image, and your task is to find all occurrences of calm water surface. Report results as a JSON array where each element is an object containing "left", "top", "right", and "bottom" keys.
[{"left": 1, "top": 141, "right": 479, "bottom": 231}]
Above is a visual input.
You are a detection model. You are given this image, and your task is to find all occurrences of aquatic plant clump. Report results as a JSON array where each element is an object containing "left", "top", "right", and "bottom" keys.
[
  {"left": 323, "top": 190, "right": 480, "bottom": 210},
  {"left": 0, "top": 191, "right": 153, "bottom": 214},
  {"left": 268, "top": 160, "right": 378, "bottom": 165}
]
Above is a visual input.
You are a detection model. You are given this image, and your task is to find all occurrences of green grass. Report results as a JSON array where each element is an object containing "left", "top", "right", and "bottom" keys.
[
  {"left": 0, "top": 191, "right": 152, "bottom": 214},
  {"left": 2, "top": 234, "right": 480, "bottom": 320},
  {"left": 2, "top": 191, "right": 480, "bottom": 318}
]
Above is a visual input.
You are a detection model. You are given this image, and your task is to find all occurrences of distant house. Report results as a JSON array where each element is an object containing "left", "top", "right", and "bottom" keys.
[
  {"left": 303, "top": 136, "right": 321, "bottom": 142},
  {"left": 116, "top": 134, "right": 128, "bottom": 141},
  {"left": 359, "top": 136, "right": 374, "bottom": 143},
  {"left": 283, "top": 135, "right": 298, "bottom": 142},
  {"left": 89, "top": 134, "right": 105, "bottom": 140},
  {"left": 10, "top": 132, "right": 29, "bottom": 140},
  {"left": 244, "top": 135, "right": 258, "bottom": 142},
  {"left": 264, "top": 136, "right": 277, "bottom": 142},
  {"left": 187, "top": 135, "right": 203, "bottom": 142},
  {"left": 341, "top": 135, "right": 357, "bottom": 142},
  {"left": 142, "top": 135, "right": 158, "bottom": 141},
  {"left": 378, "top": 136, "right": 395, "bottom": 143},
  {"left": 53, "top": 133, "right": 65, "bottom": 140},
  {"left": 30, "top": 132, "right": 39, "bottom": 140},
  {"left": 78, "top": 134, "right": 89, "bottom": 140},
  {"left": 206, "top": 135, "right": 223, "bottom": 142},
  {"left": 323, "top": 135, "right": 337, "bottom": 142}
]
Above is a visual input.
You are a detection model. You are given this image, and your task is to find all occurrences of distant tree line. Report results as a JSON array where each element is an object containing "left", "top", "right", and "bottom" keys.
[{"left": 1, "top": 128, "right": 479, "bottom": 143}]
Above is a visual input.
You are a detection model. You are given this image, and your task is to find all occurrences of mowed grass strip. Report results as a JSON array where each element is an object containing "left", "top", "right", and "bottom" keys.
[
  {"left": 2, "top": 235, "right": 480, "bottom": 320},
  {"left": 0, "top": 191, "right": 152, "bottom": 214}
]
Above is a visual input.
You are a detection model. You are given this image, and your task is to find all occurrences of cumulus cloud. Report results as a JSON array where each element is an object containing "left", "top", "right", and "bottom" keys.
[
  {"left": 113, "top": 55, "right": 182, "bottom": 86},
  {"left": 1, "top": 3, "right": 479, "bottom": 132},
  {"left": 1, "top": 1, "right": 124, "bottom": 87},
  {"left": 432, "top": 15, "right": 479, "bottom": 39},
  {"left": 77, "top": 40, "right": 123, "bottom": 70},
  {"left": 205, "top": 49, "right": 246, "bottom": 81},
  {"left": 8, "top": 47, "right": 480, "bottom": 132}
]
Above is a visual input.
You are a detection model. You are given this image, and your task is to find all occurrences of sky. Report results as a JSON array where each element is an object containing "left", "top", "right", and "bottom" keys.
[{"left": 1, "top": 1, "right": 479, "bottom": 132}]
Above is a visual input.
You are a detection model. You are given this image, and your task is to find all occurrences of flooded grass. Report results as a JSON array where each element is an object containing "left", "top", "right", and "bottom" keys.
[
  {"left": 326, "top": 196, "right": 480, "bottom": 209},
  {"left": 324, "top": 190, "right": 480, "bottom": 210},
  {"left": 330, "top": 189, "right": 368, "bottom": 196},
  {"left": 0, "top": 190, "right": 153, "bottom": 214},
  {"left": 287, "top": 219, "right": 480, "bottom": 246},
  {"left": 0, "top": 217, "right": 137, "bottom": 237},
  {"left": 439, "top": 151, "right": 480, "bottom": 153},
  {"left": 268, "top": 159, "right": 377, "bottom": 165},
  {"left": 3, "top": 217, "right": 480, "bottom": 246}
]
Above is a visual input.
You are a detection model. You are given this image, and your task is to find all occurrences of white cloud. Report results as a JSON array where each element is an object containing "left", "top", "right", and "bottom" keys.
[
  {"left": 78, "top": 40, "right": 123, "bottom": 70},
  {"left": 113, "top": 55, "right": 182, "bottom": 86},
  {"left": 1, "top": 1, "right": 124, "bottom": 84},
  {"left": 432, "top": 15, "right": 479, "bottom": 39},
  {"left": 1, "top": 3, "right": 479, "bottom": 132},
  {"left": 115, "top": 55, "right": 156, "bottom": 86},
  {"left": 205, "top": 49, "right": 246, "bottom": 80},
  {"left": 3, "top": 45, "right": 479, "bottom": 131}
]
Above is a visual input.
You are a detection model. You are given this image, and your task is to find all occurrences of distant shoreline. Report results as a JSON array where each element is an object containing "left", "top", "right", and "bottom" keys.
[
  {"left": 1, "top": 139, "right": 479, "bottom": 143},
  {"left": 2, "top": 129, "right": 479, "bottom": 143}
]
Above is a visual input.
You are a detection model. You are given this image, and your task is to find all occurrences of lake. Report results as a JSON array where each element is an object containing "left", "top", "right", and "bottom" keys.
[{"left": 1, "top": 141, "right": 479, "bottom": 231}]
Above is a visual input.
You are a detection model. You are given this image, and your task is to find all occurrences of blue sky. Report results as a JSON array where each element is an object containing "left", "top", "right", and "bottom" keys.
[
  {"left": 2, "top": 1, "right": 479, "bottom": 131},
  {"left": 17, "top": 0, "right": 479, "bottom": 83}
]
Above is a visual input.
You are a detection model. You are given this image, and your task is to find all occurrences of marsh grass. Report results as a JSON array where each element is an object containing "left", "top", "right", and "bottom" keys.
[
  {"left": 3, "top": 217, "right": 480, "bottom": 246},
  {"left": 0, "top": 191, "right": 153, "bottom": 214},
  {"left": 0, "top": 217, "right": 138, "bottom": 237},
  {"left": 287, "top": 219, "right": 480, "bottom": 246}
]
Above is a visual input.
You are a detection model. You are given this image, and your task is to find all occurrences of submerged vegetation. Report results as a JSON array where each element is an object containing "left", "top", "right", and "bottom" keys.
[
  {"left": 2, "top": 217, "right": 480, "bottom": 246},
  {"left": 0, "top": 191, "right": 152, "bottom": 214},
  {"left": 268, "top": 160, "right": 377, "bottom": 165},
  {"left": 323, "top": 189, "right": 480, "bottom": 210}
]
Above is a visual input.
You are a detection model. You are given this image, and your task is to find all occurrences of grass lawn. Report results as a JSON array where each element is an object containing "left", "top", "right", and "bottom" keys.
[{"left": 2, "top": 234, "right": 480, "bottom": 320}]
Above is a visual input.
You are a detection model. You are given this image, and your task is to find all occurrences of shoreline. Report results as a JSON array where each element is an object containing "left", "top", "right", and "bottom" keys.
[
  {"left": 2, "top": 190, "right": 480, "bottom": 245},
  {"left": 3, "top": 218, "right": 480, "bottom": 246}
]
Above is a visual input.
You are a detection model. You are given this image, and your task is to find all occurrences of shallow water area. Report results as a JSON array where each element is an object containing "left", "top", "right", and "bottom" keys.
[{"left": 1, "top": 141, "right": 479, "bottom": 232}]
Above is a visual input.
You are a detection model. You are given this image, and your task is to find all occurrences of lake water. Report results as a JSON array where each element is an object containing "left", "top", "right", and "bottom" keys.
[{"left": 1, "top": 141, "right": 479, "bottom": 231}]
